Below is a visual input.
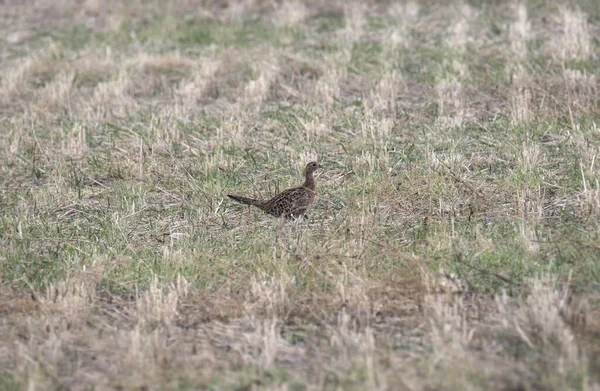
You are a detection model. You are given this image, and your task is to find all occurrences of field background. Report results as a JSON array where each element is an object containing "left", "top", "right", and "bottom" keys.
[{"left": 1, "top": 0, "right": 599, "bottom": 389}]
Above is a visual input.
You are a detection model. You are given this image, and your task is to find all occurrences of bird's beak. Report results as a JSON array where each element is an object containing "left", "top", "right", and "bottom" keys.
[{"left": 318, "top": 164, "right": 323, "bottom": 169}]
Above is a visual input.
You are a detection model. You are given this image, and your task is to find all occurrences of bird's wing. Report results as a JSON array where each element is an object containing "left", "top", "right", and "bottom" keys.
[{"left": 266, "top": 187, "right": 314, "bottom": 216}]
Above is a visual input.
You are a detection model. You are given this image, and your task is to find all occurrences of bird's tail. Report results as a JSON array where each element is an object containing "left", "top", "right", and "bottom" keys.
[{"left": 227, "top": 194, "right": 264, "bottom": 207}]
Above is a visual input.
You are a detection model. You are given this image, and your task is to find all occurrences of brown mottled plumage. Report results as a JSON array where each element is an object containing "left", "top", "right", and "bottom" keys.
[{"left": 228, "top": 162, "right": 322, "bottom": 219}]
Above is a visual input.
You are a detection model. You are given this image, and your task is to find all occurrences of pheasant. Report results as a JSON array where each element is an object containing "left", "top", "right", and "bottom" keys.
[{"left": 228, "top": 162, "right": 322, "bottom": 219}]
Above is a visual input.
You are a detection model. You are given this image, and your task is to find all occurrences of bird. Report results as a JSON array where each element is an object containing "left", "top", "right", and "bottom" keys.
[{"left": 228, "top": 162, "right": 322, "bottom": 219}]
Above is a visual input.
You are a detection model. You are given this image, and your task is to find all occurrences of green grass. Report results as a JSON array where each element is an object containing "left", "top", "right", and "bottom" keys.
[{"left": 0, "top": 0, "right": 599, "bottom": 389}]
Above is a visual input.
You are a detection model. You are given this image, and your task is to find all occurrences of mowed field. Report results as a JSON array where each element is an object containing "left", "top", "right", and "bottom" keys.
[{"left": 1, "top": 0, "right": 599, "bottom": 389}]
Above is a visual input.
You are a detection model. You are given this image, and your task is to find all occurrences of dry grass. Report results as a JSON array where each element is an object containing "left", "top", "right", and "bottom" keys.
[{"left": 1, "top": 0, "right": 599, "bottom": 389}]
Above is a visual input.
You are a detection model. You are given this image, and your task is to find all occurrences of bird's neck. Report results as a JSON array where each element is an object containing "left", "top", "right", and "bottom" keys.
[{"left": 303, "top": 172, "right": 315, "bottom": 191}]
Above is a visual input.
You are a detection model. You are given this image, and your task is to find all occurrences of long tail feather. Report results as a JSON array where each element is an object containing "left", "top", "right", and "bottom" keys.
[{"left": 227, "top": 194, "right": 263, "bottom": 207}]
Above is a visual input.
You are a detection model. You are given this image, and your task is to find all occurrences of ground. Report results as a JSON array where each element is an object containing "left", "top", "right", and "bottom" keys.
[{"left": 0, "top": 0, "right": 599, "bottom": 389}]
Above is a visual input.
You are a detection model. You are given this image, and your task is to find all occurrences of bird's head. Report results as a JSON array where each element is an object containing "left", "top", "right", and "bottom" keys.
[{"left": 305, "top": 161, "right": 322, "bottom": 175}]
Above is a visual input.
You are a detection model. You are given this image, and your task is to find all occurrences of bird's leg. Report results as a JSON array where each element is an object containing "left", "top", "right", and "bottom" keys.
[
  {"left": 277, "top": 216, "right": 287, "bottom": 231},
  {"left": 305, "top": 214, "right": 313, "bottom": 228}
]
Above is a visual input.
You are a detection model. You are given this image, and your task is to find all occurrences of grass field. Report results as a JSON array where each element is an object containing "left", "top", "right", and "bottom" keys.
[{"left": 1, "top": 0, "right": 599, "bottom": 389}]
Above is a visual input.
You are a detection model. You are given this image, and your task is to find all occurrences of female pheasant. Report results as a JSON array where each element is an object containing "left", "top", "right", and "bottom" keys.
[{"left": 227, "top": 162, "right": 322, "bottom": 219}]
